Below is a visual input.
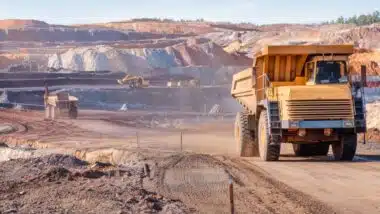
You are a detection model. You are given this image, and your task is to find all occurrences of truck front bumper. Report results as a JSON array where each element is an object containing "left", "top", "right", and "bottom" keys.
[{"left": 281, "top": 120, "right": 357, "bottom": 129}]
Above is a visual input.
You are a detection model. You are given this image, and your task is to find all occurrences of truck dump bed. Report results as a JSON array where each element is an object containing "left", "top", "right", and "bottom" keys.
[{"left": 231, "top": 67, "right": 257, "bottom": 114}]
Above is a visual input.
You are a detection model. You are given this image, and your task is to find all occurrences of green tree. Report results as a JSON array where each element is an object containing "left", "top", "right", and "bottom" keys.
[
  {"left": 336, "top": 16, "right": 345, "bottom": 24},
  {"left": 325, "top": 10, "right": 380, "bottom": 25}
]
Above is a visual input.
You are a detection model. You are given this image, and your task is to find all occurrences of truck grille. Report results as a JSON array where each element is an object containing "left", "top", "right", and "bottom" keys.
[{"left": 286, "top": 100, "right": 354, "bottom": 120}]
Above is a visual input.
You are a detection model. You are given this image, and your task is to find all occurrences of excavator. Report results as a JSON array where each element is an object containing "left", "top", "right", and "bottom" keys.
[
  {"left": 117, "top": 74, "right": 149, "bottom": 88},
  {"left": 118, "top": 73, "right": 201, "bottom": 88}
]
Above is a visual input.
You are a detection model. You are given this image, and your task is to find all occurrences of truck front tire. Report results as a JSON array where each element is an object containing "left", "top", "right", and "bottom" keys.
[
  {"left": 258, "top": 111, "right": 280, "bottom": 161},
  {"left": 234, "top": 112, "right": 258, "bottom": 157},
  {"left": 332, "top": 133, "right": 357, "bottom": 161}
]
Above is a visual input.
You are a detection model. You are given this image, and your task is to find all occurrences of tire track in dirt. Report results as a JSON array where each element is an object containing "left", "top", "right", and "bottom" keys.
[
  {"left": 0, "top": 110, "right": 103, "bottom": 149},
  {"left": 226, "top": 158, "right": 335, "bottom": 214},
  {"left": 152, "top": 153, "right": 335, "bottom": 214}
]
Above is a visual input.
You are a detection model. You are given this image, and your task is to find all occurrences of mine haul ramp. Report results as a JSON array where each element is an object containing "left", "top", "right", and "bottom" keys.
[{"left": 231, "top": 44, "right": 367, "bottom": 161}]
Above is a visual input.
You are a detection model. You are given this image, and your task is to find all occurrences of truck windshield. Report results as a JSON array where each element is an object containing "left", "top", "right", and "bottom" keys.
[{"left": 315, "top": 61, "right": 347, "bottom": 84}]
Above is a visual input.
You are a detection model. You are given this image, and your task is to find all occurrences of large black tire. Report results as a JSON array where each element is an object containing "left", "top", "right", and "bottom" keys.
[
  {"left": 258, "top": 111, "right": 280, "bottom": 161},
  {"left": 69, "top": 105, "right": 78, "bottom": 119},
  {"left": 332, "top": 134, "right": 357, "bottom": 161},
  {"left": 293, "top": 143, "right": 330, "bottom": 156},
  {"left": 234, "top": 112, "right": 258, "bottom": 157}
]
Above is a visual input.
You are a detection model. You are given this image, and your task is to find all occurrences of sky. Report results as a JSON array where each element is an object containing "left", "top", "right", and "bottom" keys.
[{"left": 0, "top": 0, "right": 379, "bottom": 25}]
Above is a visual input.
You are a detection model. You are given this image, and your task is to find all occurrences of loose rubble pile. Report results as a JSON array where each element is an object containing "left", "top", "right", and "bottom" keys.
[
  {"left": 47, "top": 41, "right": 251, "bottom": 72},
  {"left": 0, "top": 154, "right": 192, "bottom": 213}
]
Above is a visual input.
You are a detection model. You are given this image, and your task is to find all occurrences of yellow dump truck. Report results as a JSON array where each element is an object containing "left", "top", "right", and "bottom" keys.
[
  {"left": 117, "top": 74, "right": 149, "bottom": 88},
  {"left": 44, "top": 87, "right": 78, "bottom": 120},
  {"left": 231, "top": 44, "right": 367, "bottom": 161}
]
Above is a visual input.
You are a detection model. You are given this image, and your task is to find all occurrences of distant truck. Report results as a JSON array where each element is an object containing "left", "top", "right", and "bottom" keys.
[
  {"left": 231, "top": 44, "right": 367, "bottom": 161},
  {"left": 44, "top": 86, "right": 78, "bottom": 120},
  {"left": 117, "top": 74, "right": 150, "bottom": 88}
]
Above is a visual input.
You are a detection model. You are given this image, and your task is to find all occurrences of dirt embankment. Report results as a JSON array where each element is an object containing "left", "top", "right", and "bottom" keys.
[
  {"left": 350, "top": 51, "right": 380, "bottom": 75},
  {"left": 0, "top": 150, "right": 335, "bottom": 214}
]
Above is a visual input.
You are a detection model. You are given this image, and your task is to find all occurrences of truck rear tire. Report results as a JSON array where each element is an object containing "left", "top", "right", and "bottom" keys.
[
  {"left": 293, "top": 143, "right": 329, "bottom": 156},
  {"left": 332, "top": 134, "right": 357, "bottom": 161},
  {"left": 69, "top": 105, "right": 78, "bottom": 119},
  {"left": 234, "top": 112, "right": 258, "bottom": 157},
  {"left": 258, "top": 111, "right": 280, "bottom": 161}
]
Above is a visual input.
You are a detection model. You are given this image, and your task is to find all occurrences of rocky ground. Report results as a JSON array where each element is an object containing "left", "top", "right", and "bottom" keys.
[
  {"left": 0, "top": 154, "right": 191, "bottom": 214},
  {"left": 1, "top": 109, "right": 380, "bottom": 213}
]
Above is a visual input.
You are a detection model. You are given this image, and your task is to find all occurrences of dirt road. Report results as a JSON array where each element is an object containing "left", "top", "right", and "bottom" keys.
[{"left": 1, "top": 109, "right": 380, "bottom": 213}]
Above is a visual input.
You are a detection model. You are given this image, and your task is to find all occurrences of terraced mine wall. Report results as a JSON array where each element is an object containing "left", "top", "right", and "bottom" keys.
[{"left": 0, "top": 86, "right": 240, "bottom": 113}]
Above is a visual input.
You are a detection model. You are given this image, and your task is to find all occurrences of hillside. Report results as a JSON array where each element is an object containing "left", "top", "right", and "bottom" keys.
[
  {"left": 47, "top": 41, "right": 251, "bottom": 72},
  {"left": 0, "top": 19, "right": 379, "bottom": 75},
  {"left": 0, "top": 19, "right": 49, "bottom": 29},
  {"left": 76, "top": 20, "right": 259, "bottom": 34}
]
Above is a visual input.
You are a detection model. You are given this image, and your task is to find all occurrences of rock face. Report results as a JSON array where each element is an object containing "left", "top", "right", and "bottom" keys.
[
  {"left": 47, "top": 42, "right": 251, "bottom": 72},
  {"left": 208, "top": 24, "right": 380, "bottom": 74},
  {"left": 319, "top": 24, "right": 380, "bottom": 50},
  {"left": 349, "top": 51, "right": 380, "bottom": 75},
  {"left": 0, "top": 28, "right": 175, "bottom": 42},
  {"left": 1, "top": 19, "right": 380, "bottom": 76},
  {"left": 208, "top": 24, "right": 380, "bottom": 55}
]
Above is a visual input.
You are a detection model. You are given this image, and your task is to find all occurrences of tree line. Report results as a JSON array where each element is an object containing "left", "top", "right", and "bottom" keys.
[
  {"left": 129, "top": 18, "right": 206, "bottom": 23},
  {"left": 323, "top": 10, "right": 380, "bottom": 26}
]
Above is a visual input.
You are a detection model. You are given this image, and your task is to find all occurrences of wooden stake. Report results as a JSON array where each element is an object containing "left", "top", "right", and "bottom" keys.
[{"left": 229, "top": 175, "right": 235, "bottom": 214}]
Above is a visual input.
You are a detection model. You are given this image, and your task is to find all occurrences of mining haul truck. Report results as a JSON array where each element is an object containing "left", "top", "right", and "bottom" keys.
[
  {"left": 44, "top": 86, "right": 78, "bottom": 120},
  {"left": 231, "top": 45, "right": 367, "bottom": 161}
]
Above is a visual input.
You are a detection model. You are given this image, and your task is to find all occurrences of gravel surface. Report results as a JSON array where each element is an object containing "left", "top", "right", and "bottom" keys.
[{"left": 0, "top": 154, "right": 192, "bottom": 214}]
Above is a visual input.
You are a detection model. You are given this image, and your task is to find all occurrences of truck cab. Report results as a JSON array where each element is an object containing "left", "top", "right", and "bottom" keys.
[{"left": 305, "top": 56, "right": 348, "bottom": 85}]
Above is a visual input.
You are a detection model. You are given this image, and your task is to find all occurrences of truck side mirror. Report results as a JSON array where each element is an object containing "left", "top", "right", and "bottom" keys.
[{"left": 361, "top": 65, "right": 367, "bottom": 87}]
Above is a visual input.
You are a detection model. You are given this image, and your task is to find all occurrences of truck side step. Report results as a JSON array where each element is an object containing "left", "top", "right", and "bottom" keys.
[{"left": 267, "top": 101, "right": 282, "bottom": 144}]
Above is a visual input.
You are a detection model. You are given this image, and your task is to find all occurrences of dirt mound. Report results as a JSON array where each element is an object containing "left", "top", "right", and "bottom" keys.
[
  {"left": 48, "top": 42, "right": 250, "bottom": 72},
  {"left": 43, "top": 166, "right": 72, "bottom": 181},
  {"left": 39, "top": 154, "right": 88, "bottom": 167},
  {"left": 172, "top": 42, "right": 251, "bottom": 67},
  {"left": 0, "top": 19, "right": 49, "bottom": 29}
]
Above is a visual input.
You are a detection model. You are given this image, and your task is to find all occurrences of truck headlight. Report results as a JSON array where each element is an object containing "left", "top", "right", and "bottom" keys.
[{"left": 343, "top": 120, "right": 354, "bottom": 128}]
